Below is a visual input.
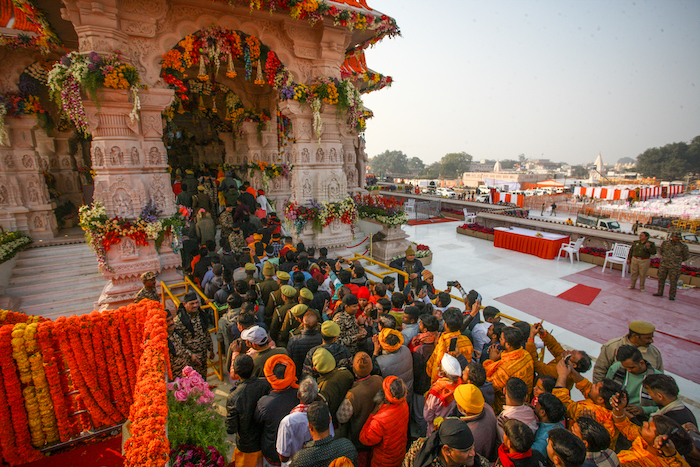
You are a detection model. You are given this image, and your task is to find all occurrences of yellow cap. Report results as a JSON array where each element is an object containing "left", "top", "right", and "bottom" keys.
[
  {"left": 321, "top": 320, "right": 340, "bottom": 337},
  {"left": 454, "top": 384, "right": 485, "bottom": 414},
  {"left": 312, "top": 348, "right": 336, "bottom": 374}
]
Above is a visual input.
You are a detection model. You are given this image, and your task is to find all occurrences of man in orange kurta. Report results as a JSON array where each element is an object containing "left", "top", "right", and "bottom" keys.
[
  {"left": 553, "top": 352, "right": 620, "bottom": 449},
  {"left": 426, "top": 309, "right": 473, "bottom": 384},
  {"left": 483, "top": 327, "right": 533, "bottom": 412},
  {"left": 525, "top": 323, "right": 592, "bottom": 390}
]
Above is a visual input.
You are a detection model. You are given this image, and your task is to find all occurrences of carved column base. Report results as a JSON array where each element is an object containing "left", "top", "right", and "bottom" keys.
[
  {"left": 366, "top": 221, "right": 412, "bottom": 265},
  {"left": 95, "top": 238, "right": 182, "bottom": 310},
  {"left": 291, "top": 221, "right": 355, "bottom": 257}
]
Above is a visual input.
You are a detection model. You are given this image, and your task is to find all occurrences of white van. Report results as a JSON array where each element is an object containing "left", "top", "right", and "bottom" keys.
[
  {"left": 436, "top": 187, "right": 456, "bottom": 198},
  {"left": 576, "top": 214, "right": 621, "bottom": 231}
]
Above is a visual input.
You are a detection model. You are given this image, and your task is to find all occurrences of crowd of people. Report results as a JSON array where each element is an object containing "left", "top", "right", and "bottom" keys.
[{"left": 138, "top": 168, "right": 700, "bottom": 467}]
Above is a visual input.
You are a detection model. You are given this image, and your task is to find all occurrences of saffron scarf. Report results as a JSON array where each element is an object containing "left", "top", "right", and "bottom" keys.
[
  {"left": 617, "top": 437, "right": 670, "bottom": 467},
  {"left": 428, "top": 377, "right": 463, "bottom": 406}
]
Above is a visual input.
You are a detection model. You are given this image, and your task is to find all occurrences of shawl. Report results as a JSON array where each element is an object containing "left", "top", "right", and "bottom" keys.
[{"left": 428, "top": 377, "right": 463, "bottom": 407}]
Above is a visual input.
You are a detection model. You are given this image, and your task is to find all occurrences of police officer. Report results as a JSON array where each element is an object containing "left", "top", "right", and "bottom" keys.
[{"left": 654, "top": 231, "right": 690, "bottom": 301}]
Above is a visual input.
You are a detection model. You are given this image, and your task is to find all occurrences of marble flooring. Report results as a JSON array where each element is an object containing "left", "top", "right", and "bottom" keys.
[{"left": 403, "top": 221, "right": 700, "bottom": 415}]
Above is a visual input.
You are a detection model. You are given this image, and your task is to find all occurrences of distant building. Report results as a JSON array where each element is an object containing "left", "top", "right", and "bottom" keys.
[{"left": 461, "top": 171, "right": 549, "bottom": 190}]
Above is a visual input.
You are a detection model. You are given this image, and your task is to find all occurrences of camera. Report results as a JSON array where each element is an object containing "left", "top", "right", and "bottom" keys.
[{"left": 446, "top": 281, "right": 459, "bottom": 287}]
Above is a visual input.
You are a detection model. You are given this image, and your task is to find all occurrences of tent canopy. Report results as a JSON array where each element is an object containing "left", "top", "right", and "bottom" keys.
[{"left": 536, "top": 179, "right": 565, "bottom": 187}]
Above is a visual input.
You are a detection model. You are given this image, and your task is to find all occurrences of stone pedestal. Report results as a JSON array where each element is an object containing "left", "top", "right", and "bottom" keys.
[
  {"left": 360, "top": 218, "right": 412, "bottom": 265},
  {"left": 83, "top": 87, "right": 181, "bottom": 309}
]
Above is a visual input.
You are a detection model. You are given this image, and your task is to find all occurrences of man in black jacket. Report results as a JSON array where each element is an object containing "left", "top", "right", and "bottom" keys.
[{"left": 226, "top": 354, "right": 271, "bottom": 467}]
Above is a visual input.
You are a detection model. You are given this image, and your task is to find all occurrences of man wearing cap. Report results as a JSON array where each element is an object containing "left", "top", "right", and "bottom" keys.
[
  {"left": 277, "top": 304, "right": 310, "bottom": 348},
  {"left": 255, "top": 355, "right": 300, "bottom": 467},
  {"left": 454, "top": 383, "right": 498, "bottom": 461},
  {"left": 257, "top": 262, "right": 281, "bottom": 310},
  {"left": 403, "top": 418, "right": 489, "bottom": 467},
  {"left": 394, "top": 246, "right": 425, "bottom": 290},
  {"left": 242, "top": 325, "right": 289, "bottom": 377},
  {"left": 334, "top": 294, "right": 367, "bottom": 354},
  {"left": 287, "top": 312, "right": 323, "bottom": 379},
  {"left": 270, "top": 285, "right": 299, "bottom": 344},
  {"left": 337, "top": 352, "right": 384, "bottom": 462},
  {"left": 244, "top": 262, "right": 259, "bottom": 284},
  {"left": 626, "top": 231, "right": 657, "bottom": 292},
  {"left": 174, "top": 292, "right": 214, "bottom": 378},
  {"left": 302, "top": 321, "right": 353, "bottom": 378},
  {"left": 192, "top": 185, "right": 213, "bottom": 214},
  {"left": 654, "top": 231, "right": 690, "bottom": 300},
  {"left": 424, "top": 354, "right": 463, "bottom": 435},
  {"left": 134, "top": 271, "right": 159, "bottom": 303},
  {"left": 270, "top": 232, "right": 284, "bottom": 258},
  {"left": 266, "top": 271, "right": 291, "bottom": 327},
  {"left": 373, "top": 328, "right": 414, "bottom": 395},
  {"left": 592, "top": 321, "right": 663, "bottom": 384},
  {"left": 314, "top": 348, "right": 354, "bottom": 428}
]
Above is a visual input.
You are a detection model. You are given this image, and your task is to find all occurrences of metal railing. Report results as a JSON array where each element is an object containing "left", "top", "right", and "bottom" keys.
[{"left": 160, "top": 277, "right": 225, "bottom": 381}]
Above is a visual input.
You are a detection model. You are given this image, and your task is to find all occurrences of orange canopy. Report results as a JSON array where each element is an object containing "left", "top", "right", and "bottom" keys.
[{"left": 536, "top": 179, "right": 565, "bottom": 187}]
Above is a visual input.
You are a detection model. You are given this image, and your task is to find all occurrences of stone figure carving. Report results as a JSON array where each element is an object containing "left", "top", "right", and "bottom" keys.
[
  {"left": 110, "top": 147, "right": 123, "bottom": 165},
  {"left": 329, "top": 148, "right": 337, "bottom": 163},
  {"left": 302, "top": 178, "right": 312, "bottom": 197},
  {"left": 316, "top": 148, "right": 324, "bottom": 162},
  {"left": 328, "top": 177, "right": 340, "bottom": 199},
  {"left": 0, "top": 185, "right": 7, "bottom": 204},
  {"left": 114, "top": 189, "right": 133, "bottom": 218},
  {"left": 348, "top": 168, "right": 357, "bottom": 186},
  {"left": 302, "top": 148, "right": 310, "bottom": 163},
  {"left": 120, "top": 237, "right": 139, "bottom": 259},
  {"left": 131, "top": 148, "right": 140, "bottom": 165},
  {"left": 61, "top": 157, "right": 71, "bottom": 168},
  {"left": 33, "top": 215, "right": 44, "bottom": 229},
  {"left": 94, "top": 147, "right": 104, "bottom": 166},
  {"left": 355, "top": 136, "right": 368, "bottom": 189},
  {"left": 27, "top": 182, "right": 39, "bottom": 203},
  {"left": 4, "top": 155, "right": 14, "bottom": 168},
  {"left": 148, "top": 147, "right": 160, "bottom": 165}
]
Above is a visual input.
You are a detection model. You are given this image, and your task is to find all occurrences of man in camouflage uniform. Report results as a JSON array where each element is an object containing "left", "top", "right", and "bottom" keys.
[
  {"left": 134, "top": 271, "right": 159, "bottom": 303},
  {"left": 654, "top": 231, "right": 690, "bottom": 301},
  {"left": 167, "top": 307, "right": 190, "bottom": 379},
  {"left": 626, "top": 231, "right": 657, "bottom": 292},
  {"left": 269, "top": 285, "right": 298, "bottom": 344},
  {"left": 228, "top": 225, "right": 247, "bottom": 254},
  {"left": 218, "top": 204, "right": 235, "bottom": 242},
  {"left": 201, "top": 174, "right": 219, "bottom": 217},
  {"left": 174, "top": 292, "right": 214, "bottom": 378}
]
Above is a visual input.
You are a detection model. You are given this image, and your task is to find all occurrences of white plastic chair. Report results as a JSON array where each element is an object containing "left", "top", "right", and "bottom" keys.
[
  {"left": 558, "top": 237, "right": 585, "bottom": 264},
  {"left": 404, "top": 199, "right": 416, "bottom": 216},
  {"left": 602, "top": 243, "right": 632, "bottom": 277},
  {"left": 463, "top": 208, "right": 477, "bottom": 224}
]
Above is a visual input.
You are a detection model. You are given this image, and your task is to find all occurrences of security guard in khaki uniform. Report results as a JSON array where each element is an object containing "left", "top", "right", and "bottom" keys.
[
  {"left": 256, "top": 261, "right": 280, "bottom": 308},
  {"left": 269, "top": 285, "right": 298, "bottom": 343},
  {"left": 626, "top": 231, "right": 656, "bottom": 292},
  {"left": 265, "top": 270, "right": 290, "bottom": 327}
]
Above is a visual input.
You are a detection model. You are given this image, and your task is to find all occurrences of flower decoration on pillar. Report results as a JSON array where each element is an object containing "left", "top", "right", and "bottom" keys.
[
  {"left": 353, "top": 193, "right": 407, "bottom": 226},
  {"left": 47, "top": 52, "right": 143, "bottom": 136},
  {"left": 284, "top": 197, "right": 358, "bottom": 234}
]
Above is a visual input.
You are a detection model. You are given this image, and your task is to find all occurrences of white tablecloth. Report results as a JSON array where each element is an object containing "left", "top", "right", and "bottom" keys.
[{"left": 494, "top": 226, "right": 569, "bottom": 241}]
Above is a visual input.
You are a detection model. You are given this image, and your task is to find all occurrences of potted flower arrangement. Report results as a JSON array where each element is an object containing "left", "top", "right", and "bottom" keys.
[
  {"left": 578, "top": 247, "right": 607, "bottom": 266},
  {"left": 414, "top": 243, "right": 432, "bottom": 266},
  {"left": 167, "top": 366, "right": 228, "bottom": 463},
  {"left": 353, "top": 194, "right": 407, "bottom": 226},
  {"left": 0, "top": 231, "right": 32, "bottom": 289},
  {"left": 457, "top": 223, "right": 495, "bottom": 241}
]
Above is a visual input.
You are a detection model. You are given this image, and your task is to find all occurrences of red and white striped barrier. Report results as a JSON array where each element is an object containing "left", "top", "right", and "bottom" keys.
[{"left": 493, "top": 192, "right": 524, "bottom": 207}]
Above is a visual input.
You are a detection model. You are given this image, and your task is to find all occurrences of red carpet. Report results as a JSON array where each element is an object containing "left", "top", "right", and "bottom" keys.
[
  {"left": 407, "top": 217, "right": 460, "bottom": 226},
  {"left": 557, "top": 284, "right": 601, "bottom": 305},
  {"left": 21, "top": 435, "right": 124, "bottom": 467}
]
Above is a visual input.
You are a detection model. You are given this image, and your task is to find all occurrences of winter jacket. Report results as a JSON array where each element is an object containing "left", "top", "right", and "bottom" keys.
[
  {"left": 226, "top": 377, "right": 271, "bottom": 452},
  {"left": 376, "top": 346, "right": 414, "bottom": 395},
  {"left": 360, "top": 400, "right": 409, "bottom": 467}
]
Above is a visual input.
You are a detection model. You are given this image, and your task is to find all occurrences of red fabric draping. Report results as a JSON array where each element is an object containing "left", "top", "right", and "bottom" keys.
[
  {"left": 494, "top": 230, "right": 570, "bottom": 260},
  {"left": 600, "top": 188, "right": 608, "bottom": 199}
]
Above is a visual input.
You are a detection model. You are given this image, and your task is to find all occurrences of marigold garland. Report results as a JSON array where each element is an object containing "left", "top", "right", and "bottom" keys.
[
  {"left": 25, "top": 324, "right": 60, "bottom": 445},
  {"left": 117, "top": 313, "right": 138, "bottom": 394},
  {"left": 124, "top": 301, "right": 170, "bottom": 467},
  {"left": 88, "top": 312, "right": 112, "bottom": 405}
]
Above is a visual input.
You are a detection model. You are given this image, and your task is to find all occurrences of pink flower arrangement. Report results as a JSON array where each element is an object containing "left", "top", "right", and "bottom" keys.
[{"left": 167, "top": 366, "right": 214, "bottom": 404}]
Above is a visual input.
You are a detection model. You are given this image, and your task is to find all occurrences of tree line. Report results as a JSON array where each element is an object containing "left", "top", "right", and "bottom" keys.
[
  {"left": 369, "top": 150, "right": 473, "bottom": 179},
  {"left": 635, "top": 136, "right": 700, "bottom": 181}
]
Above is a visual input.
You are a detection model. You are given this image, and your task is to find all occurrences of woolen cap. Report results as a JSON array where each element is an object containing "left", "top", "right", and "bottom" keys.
[
  {"left": 629, "top": 321, "right": 655, "bottom": 334},
  {"left": 406, "top": 246, "right": 415, "bottom": 256},
  {"left": 281, "top": 285, "right": 297, "bottom": 297},
  {"left": 454, "top": 384, "right": 485, "bottom": 414},
  {"left": 342, "top": 294, "right": 358, "bottom": 306},
  {"left": 299, "top": 288, "right": 314, "bottom": 300},
  {"left": 312, "top": 348, "right": 336, "bottom": 374},
  {"left": 262, "top": 262, "right": 275, "bottom": 276},
  {"left": 353, "top": 352, "right": 373, "bottom": 378},
  {"left": 290, "top": 304, "right": 308, "bottom": 318},
  {"left": 183, "top": 292, "right": 198, "bottom": 302},
  {"left": 321, "top": 321, "right": 340, "bottom": 337},
  {"left": 245, "top": 263, "right": 256, "bottom": 271},
  {"left": 276, "top": 271, "right": 290, "bottom": 281}
]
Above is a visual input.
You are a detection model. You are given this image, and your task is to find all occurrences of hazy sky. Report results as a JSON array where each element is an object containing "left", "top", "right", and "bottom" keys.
[{"left": 361, "top": 0, "right": 700, "bottom": 166}]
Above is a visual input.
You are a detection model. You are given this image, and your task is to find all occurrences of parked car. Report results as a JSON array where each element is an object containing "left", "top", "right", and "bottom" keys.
[
  {"left": 421, "top": 187, "right": 436, "bottom": 195},
  {"left": 474, "top": 194, "right": 490, "bottom": 203},
  {"left": 436, "top": 188, "right": 456, "bottom": 198},
  {"left": 575, "top": 214, "right": 621, "bottom": 231}
]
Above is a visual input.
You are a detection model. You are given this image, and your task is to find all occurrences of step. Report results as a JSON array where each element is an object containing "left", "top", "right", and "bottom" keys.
[
  {"left": 11, "top": 262, "right": 100, "bottom": 278},
  {"left": 19, "top": 283, "right": 106, "bottom": 307},
  {"left": 20, "top": 243, "right": 92, "bottom": 258},
  {"left": 6, "top": 276, "right": 105, "bottom": 297},
  {"left": 8, "top": 269, "right": 102, "bottom": 287},
  {"left": 21, "top": 297, "right": 99, "bottom": 319},
  {"left": 14, "top": 251, "right": 96, "bottom": 268}
]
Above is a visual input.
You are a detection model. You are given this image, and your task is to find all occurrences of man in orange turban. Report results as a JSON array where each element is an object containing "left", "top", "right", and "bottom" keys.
[
  {"left": 254, "top": 354, "right": 300, "bottom": 466},
  {"left": 373, "top": 327, "right": 414, "bottom": 395}
]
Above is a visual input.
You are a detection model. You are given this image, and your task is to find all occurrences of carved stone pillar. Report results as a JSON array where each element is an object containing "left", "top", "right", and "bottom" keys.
[
  {"left": 0, "top": 116, "right": 58, "bottom": 239},
  {"left": 83, "top": 87, "right": 180, "bottom": 309},
  {"left": 280, "top": 100, "right": 353, "bottom": 253},
  {"left": 219, "top": 132, "right": 235, "bottom": 165},
  {"left": 53, "top": 131, "right": 84, "bottom": 209}
]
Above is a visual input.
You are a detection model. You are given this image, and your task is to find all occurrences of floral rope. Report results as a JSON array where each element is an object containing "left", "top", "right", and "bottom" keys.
[{"left": 25, "top": 324, "right": 60, "bottom": 444}]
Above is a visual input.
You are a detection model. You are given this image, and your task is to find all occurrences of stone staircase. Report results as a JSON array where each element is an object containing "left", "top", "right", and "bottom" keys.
[{"left": 4, "top": 242, "right": 106, "bottom": 320}]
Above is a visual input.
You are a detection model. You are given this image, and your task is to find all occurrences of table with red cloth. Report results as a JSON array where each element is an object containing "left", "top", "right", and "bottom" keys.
[{"left": 494, "top": 227, "right": 570, "bottom": 260}]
